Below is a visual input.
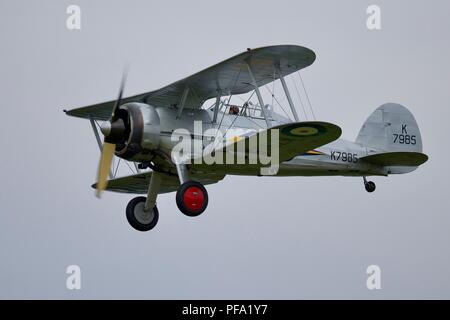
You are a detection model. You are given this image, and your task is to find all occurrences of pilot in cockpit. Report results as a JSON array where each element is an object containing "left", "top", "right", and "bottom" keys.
[{"left": 228, "top": 105, "right": 239, "bottom": 115}]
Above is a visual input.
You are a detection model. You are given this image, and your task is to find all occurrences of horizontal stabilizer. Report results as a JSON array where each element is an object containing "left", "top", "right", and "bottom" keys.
[{"left": 361, "top": 152, "right": 428, "bottom": 167}]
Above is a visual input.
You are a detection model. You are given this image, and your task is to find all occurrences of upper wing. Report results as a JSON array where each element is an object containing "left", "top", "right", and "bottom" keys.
[
  {"left": 197, "top": 121, "right": 342, "bottom": 164},
  {"left": 65, "top": 45, "right": 316, "bottom": 120},
  {"left": 92, "top": 171, "right": 225, "bottom": 194}
]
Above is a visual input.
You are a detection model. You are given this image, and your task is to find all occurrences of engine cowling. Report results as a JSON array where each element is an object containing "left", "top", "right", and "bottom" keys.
[{"left": 101, "top": 103, "right": 160, "bottom": 160}]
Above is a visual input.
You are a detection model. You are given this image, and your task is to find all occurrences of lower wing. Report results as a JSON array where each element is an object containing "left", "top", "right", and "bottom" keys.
[{"left": 92, "top": 171, "right": 225, "bottom": 194}]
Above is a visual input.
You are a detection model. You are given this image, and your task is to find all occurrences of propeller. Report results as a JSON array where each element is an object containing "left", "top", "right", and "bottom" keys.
[{"left": 95, "top": 70, "right": 128, "bottom": 198}]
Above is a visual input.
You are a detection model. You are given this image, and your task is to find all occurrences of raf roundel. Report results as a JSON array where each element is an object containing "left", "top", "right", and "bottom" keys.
[
  {"left": 281, "top": 123, "right": 326, "bottom": 138},
  {"left": 289, "top": 126, "right": 319, "bottom": 136}
]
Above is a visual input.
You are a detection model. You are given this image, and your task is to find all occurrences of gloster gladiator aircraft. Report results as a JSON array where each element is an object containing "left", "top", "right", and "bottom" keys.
[{"left": 65, "top": 45, "right": 428, "bottom": 232}]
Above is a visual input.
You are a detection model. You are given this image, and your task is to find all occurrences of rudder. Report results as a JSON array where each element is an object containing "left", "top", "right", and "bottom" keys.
[{"left": 356, "top": 103, "right": 423, "bottom": 153}]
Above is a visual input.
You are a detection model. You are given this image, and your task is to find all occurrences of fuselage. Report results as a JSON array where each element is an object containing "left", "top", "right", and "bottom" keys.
[{"left": 127, "top": 104, "right": 389, "bottom": 178}]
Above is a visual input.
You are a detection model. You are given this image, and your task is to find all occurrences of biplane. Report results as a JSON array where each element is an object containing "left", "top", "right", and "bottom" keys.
[{"left": 65, "top": 45, "right": 428, "bottom": 232}]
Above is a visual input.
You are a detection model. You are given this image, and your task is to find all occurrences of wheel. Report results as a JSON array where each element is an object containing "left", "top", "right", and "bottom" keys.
[
  {"left": 365, "top": 181, "right": 376, "bottom": 193},
  {"left": 126, "top": 196, "right": 159, "bottom": 231},
  {"left": 176, "top": 181, "right": 208, "bottom": 217}
]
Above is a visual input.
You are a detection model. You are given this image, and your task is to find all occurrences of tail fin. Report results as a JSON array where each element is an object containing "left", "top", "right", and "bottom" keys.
[{"left": 356, "top": 103, "right": 428, "bottom": 169}]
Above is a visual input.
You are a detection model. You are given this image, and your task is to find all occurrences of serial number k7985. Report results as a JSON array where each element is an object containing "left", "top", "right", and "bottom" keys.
[
  {"left": 392, "top": 124, "right": 417, "bottom": 145},
  {"left": 330, "top": 151, "right": 358, "bottom": 163}
]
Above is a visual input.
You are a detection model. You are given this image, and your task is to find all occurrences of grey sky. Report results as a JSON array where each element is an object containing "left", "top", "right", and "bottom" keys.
[{"left": 0, "top": 0, "right": 449, "bottom": 299}]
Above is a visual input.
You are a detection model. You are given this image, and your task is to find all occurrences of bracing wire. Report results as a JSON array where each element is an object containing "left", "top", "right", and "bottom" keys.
[
  {"left": 298, "top": 71, "right": 316, "bottom": 120},
  {"left": 113, "top": 158, "right": 121, "bottom": 178},
  {"left": 124, "top": 159, "right": 137, "bottom": 174},
  {"left": 234, "top": 94, "right": 247, "bottom": 103},
  {"left": 223, "top": 89, "right": 257, "bottom": 136},
  {"left": 291, "top": 76, "right": 308, "bottom": 121},
  {"left": 263, "top": 85, "right": 291, "bottom": 120}
]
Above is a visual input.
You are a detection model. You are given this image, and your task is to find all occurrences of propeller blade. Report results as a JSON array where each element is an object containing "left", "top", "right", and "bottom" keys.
[
  {"left": 96, "top": 142, "right": 116, "bottom": 198},
  {"left": 111, "top": 68, "right": 128, "bottom": 119},
  {"left": 96, "top": 67, "right": 129, "bottom": 198}
]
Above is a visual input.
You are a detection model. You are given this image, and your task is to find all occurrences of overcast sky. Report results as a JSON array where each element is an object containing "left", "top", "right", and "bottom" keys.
[{"left": 1, "top": 0, "right": 449, "bottom": 299}]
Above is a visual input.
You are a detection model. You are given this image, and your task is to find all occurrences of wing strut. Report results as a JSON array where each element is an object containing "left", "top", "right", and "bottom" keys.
[
  {"left": 246, "top": 63, "right": 271, "bottom": 128},
  {"left": 176, "top": 86, "right": 190, "bottom": 119},
  {"left": 277, "top": 66, "right": 299, "bottom": 122},
  {"left": 212, "top": 92, "right": 221, "bottom": 124}
]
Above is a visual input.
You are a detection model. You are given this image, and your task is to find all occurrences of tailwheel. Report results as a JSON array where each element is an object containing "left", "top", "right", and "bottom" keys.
[
  {"left": 363, "top": 176, "right": 376, "bottom": 193},
  {"left": 364, "top": 181, "right": 376, "bottom": 193},
  {"left": 176, "top": 181, "right": 208, "bottom": 217},
  {"left": 126, "top": 196, "right": 159, "bottom": 231}
]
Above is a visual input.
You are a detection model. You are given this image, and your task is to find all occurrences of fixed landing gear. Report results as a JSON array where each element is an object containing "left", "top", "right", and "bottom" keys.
[
  {"left": 176, "top": 181, "right": 209, "bottom": 217},
  {"left": 126, "top": 171, "right": 162, "bottom": 232},
  {"left": 126, "top": 196, "right": 159, "bottom": 231},
  {"left": 124, "top": 164, "right": 209, "bottom": 231},
  {"left": 363, "top": 177, "right": 376, "bottom": 193}
]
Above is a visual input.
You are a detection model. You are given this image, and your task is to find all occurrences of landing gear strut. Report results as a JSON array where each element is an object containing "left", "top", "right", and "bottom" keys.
[
  {"left": 363, "top": 176, "right": 376, "bottom": 193},
  {"left": 126, "top": 171, "right": 162, "bottom": 232}
]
